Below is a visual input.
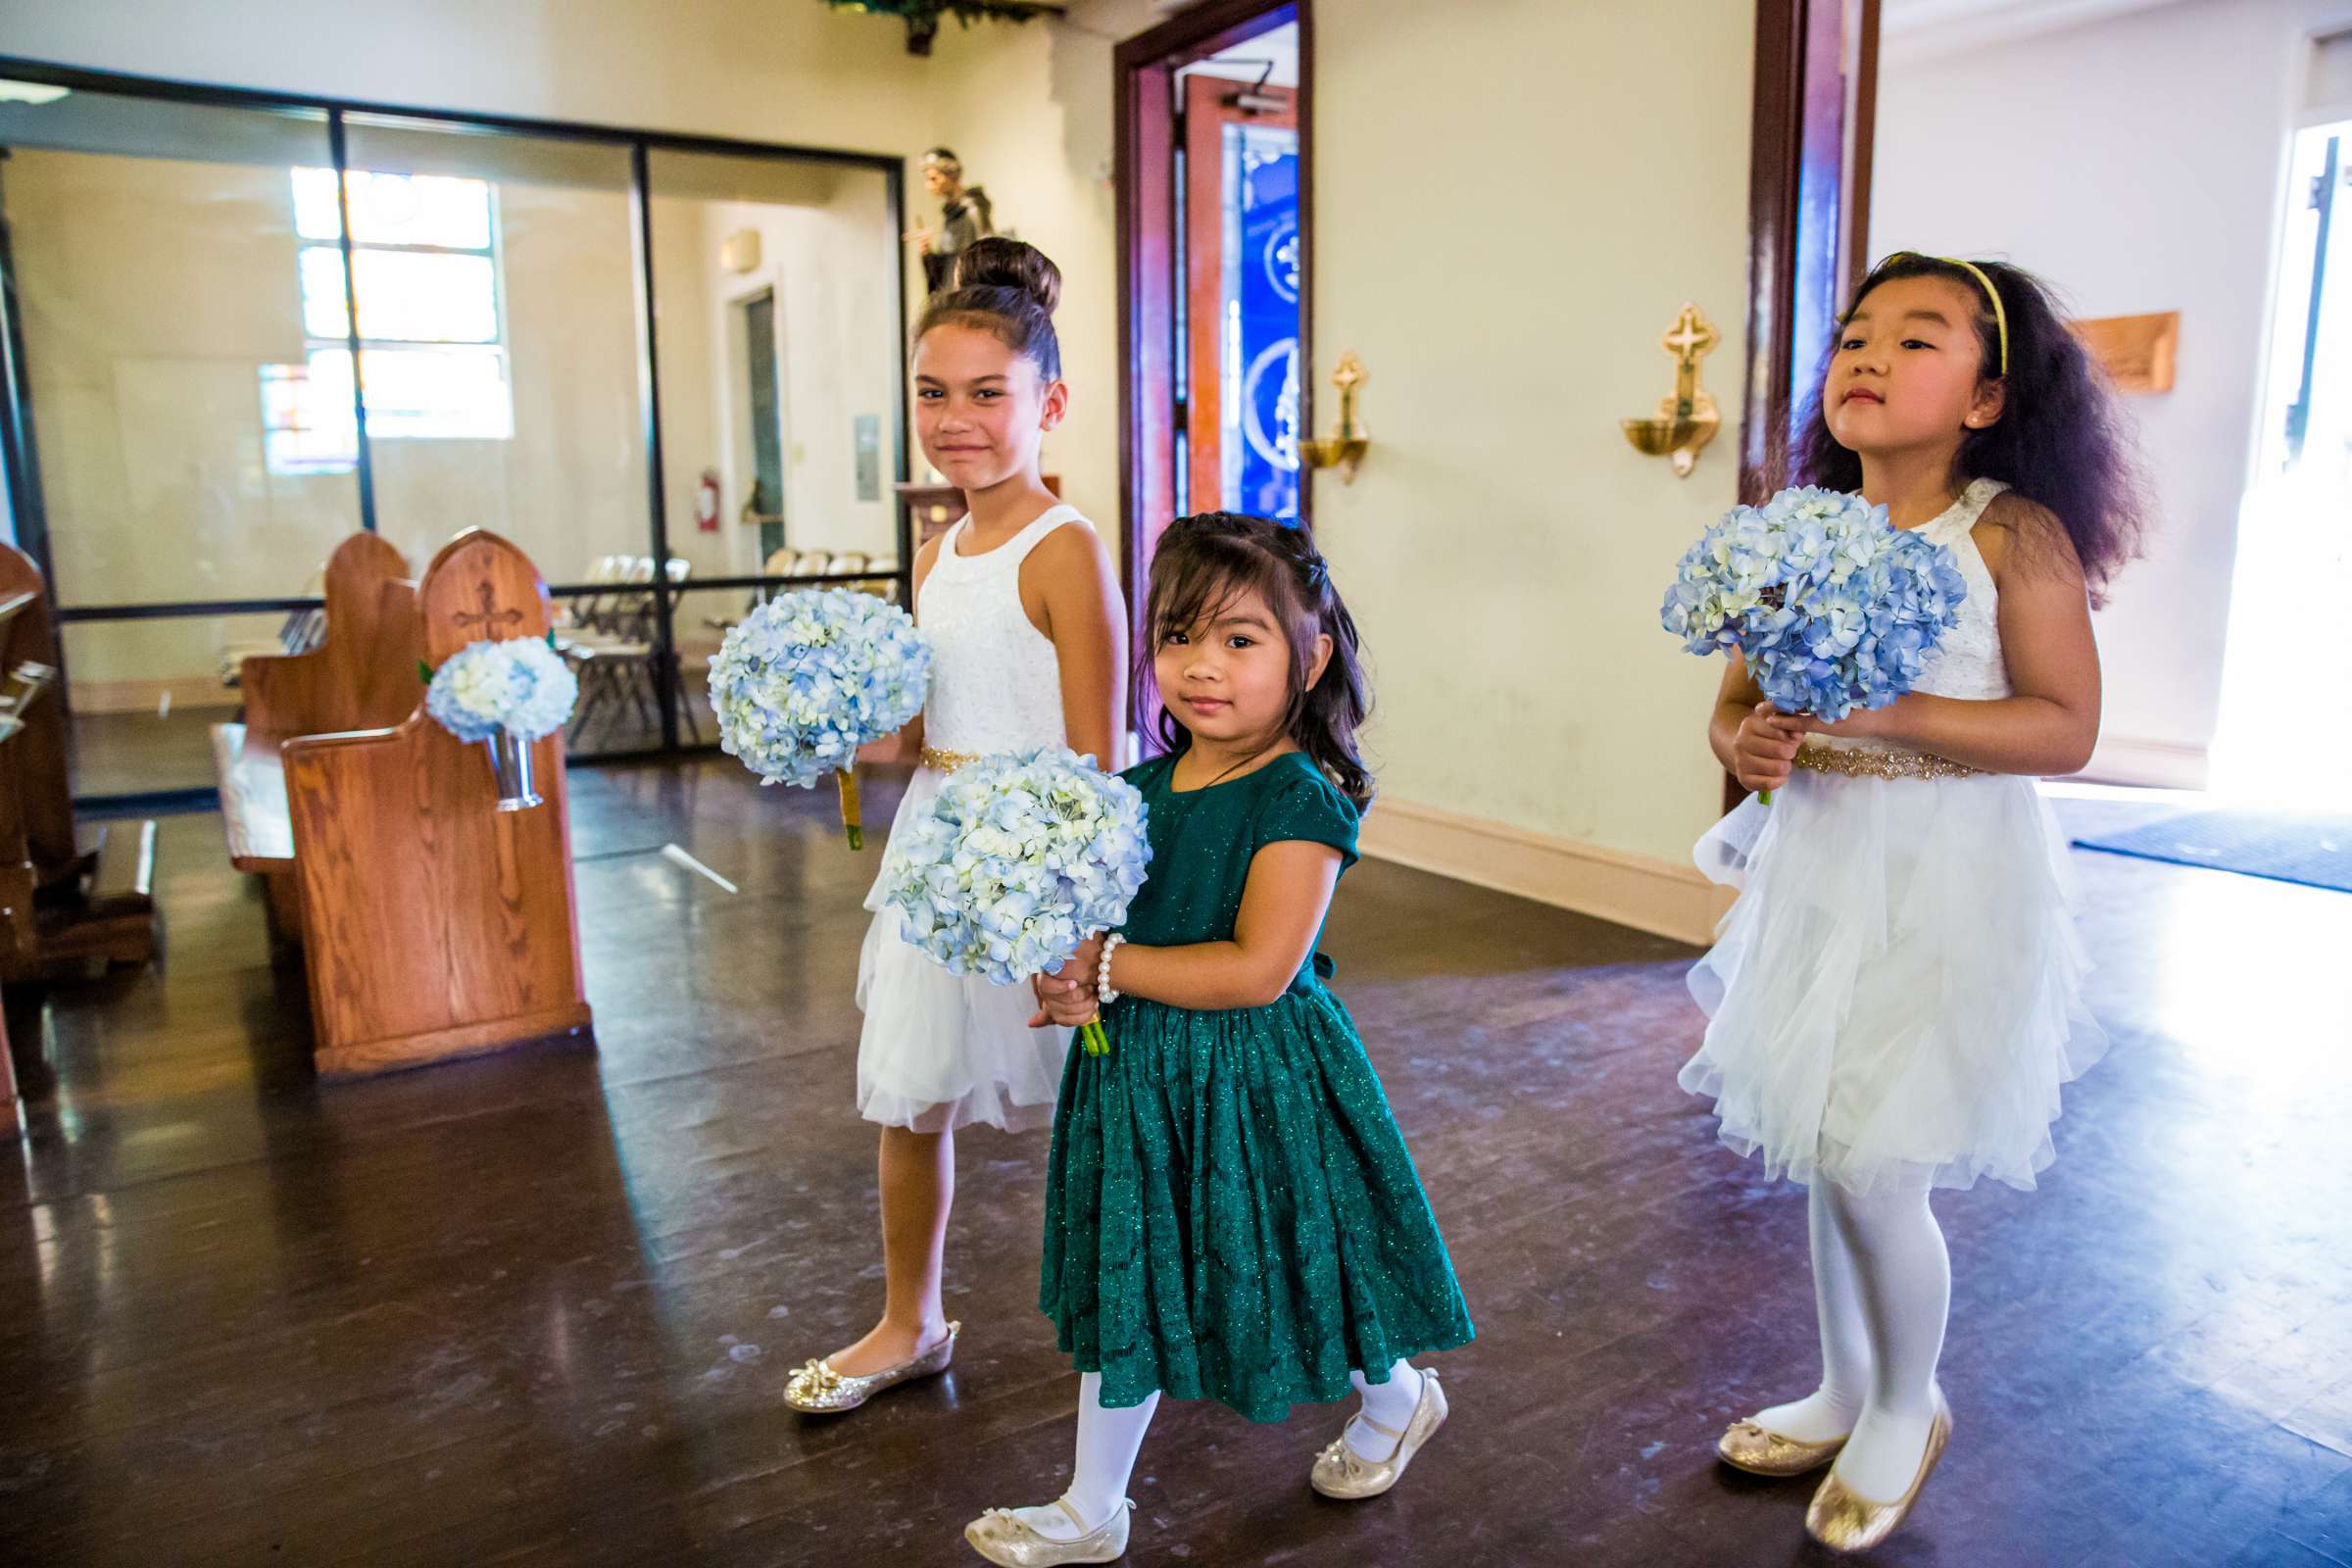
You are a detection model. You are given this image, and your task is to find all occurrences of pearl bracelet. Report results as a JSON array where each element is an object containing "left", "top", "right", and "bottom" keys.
[{"left": 1097, "top": 934, "right": 1126, "bottom": 1005}]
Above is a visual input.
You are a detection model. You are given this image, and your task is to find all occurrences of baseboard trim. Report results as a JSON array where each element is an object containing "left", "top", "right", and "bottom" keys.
[
  {"left": 1358, "top": 796, "right": 1732, "bottom": 947},
  {"left": 2074, "top": 735, "right": 2209, "bottom": 791}
]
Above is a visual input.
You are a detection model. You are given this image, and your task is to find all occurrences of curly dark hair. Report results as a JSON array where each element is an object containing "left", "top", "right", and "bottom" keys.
[
  {"left": 1140, "top": 513, "right": 1373, "bottom": 809},
  {"left": 1794, "top": 254, "right": 2148, "bottom": 600}
]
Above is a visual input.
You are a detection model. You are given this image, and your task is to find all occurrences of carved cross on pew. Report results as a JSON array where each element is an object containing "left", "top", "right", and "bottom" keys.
[{"left": 453, "top": 582, "right": 523, "bottom": 639}]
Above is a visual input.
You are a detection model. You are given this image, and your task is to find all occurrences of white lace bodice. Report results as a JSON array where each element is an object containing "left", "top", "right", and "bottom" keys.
[
  {"left": 917, "top": 505, "right": 1087, "bottom": 757},
  {"left": 1816, "top": 477, "right": 2010, "bottom": 756}
]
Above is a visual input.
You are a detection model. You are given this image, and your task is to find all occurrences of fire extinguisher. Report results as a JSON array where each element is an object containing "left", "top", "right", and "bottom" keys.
[{"left": 697, "top": 468, "right": 721, "bottom": 533}]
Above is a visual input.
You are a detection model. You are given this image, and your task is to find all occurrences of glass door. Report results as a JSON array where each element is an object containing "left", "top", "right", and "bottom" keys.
[
  {"left": 336, "top": 117, "right": 654, "bottom": 758},
  {"left": 0, "top": 86, "right": 356, "bottom": 794},
  {"left": 0, "top": 63, "right": 911, "bottom": 805},
  {"left": 643, "top": 148, "right": 904, "bottom": 751},
  {"left": 1182, "top": 70, "right": 1302, "bottom": 520}
]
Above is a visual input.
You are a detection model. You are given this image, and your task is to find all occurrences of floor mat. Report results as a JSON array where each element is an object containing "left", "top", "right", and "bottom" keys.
[{"left": 2073, "top": 808, "right": 2352, "bottom": 893}]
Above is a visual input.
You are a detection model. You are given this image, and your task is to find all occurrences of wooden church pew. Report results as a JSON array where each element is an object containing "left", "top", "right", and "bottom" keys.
[
  {"left": 212, "top": 532, "right": 422, "bottom": 941},
  {"left": 0, "top": 993, "right": 16, "bottom": 1142},
  {"left": 0, "top": 543, "right": 159, "bottom": 982},
  {"left": 279, "top": 529, "right": 592, "bottom": 1077}
]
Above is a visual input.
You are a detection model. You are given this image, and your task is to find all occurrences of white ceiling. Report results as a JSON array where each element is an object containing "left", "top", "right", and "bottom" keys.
[
  {"left": 1174, "top": 21, "right": 1299, "bottom": 90},
  {"left": 1881, "top": 0, "right": 2192, "bottom": 63}
]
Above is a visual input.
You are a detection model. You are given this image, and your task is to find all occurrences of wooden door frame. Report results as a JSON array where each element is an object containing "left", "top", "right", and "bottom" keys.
[
  {"left": 1732, "top": 0, "right": 1880, "bottom": 808},
  {"left": 1740, "top": 0, "right": 1881, "bottom": 504},
  {"left": 1113, "top": 0, "right": 1311, "bottom": 654},
  {"left": 1183, "top": 73, "right": 1299, "bottom": 515}
]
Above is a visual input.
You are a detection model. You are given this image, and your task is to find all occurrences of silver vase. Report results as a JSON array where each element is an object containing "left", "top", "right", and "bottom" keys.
[{"left": 483, "top": 730, "right": 543, "bottom": 811}]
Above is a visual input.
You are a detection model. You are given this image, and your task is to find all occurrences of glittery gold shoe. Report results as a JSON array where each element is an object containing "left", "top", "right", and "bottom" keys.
[
  {"left": 1309, "top": 1367, "right": 1448, "bottom": 1499},
  {"left": 1716, "top": 1417, "right": 1848, "bottom": 1477},
  {"left": 964, "top": 1497, "right": 1130, "bottom": 1565},
  {"left": 1803, "top": 1391, "right": 1952, "bottom": 1553},
  {"left": 781, "top": 1321, "right": 958, "bottom": 1414}
]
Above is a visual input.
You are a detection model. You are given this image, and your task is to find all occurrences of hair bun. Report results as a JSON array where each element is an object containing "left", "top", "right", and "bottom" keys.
[{"left": 953, "top": 237, "right": 1061, "bottom": 316}]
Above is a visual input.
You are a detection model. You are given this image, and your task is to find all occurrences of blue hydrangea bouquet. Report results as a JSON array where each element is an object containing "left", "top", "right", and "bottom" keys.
[
  {"left": 425, "top": 635, "right": 579, "bottom": 744},
  {"left": 709, "top": 588, "right": 931, "bottom": 849},
  {"left": 1661, "top": 486, "right": 1968, "bottom": 799},
  {"left": 879, "top": 746, "right": 1151, "bottom": 1056},
  {"left": 423, "top": 635, "right": 580, "bottom": 812}
]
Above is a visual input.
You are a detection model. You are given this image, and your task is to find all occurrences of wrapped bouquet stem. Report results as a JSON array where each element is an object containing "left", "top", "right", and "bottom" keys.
[
  {"left": 709, "top": 588, "right": 931, "bottom": 849},
  {"left": 836, "top": 768, "right": 864, "bottom": 852},
  {"left": 878, "top": 746, "right": 1151, "bottom": 1056},
  {"left": 1661, "top": 486, "right": 1968, "bottom": 804}
]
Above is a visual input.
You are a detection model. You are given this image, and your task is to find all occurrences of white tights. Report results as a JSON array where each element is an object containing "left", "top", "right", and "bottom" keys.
[
  {"left": 1015, "top": 1360, "right": 1425, "bottom": 1540},
  {"left": 1010, "top": 1373, "right": 1158, "bottom": 1540},
  {"left": 1750, "top": 1177, "right": 1949, "bottom": 1502}
]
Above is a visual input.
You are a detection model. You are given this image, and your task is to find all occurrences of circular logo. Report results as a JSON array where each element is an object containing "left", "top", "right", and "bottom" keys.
[
  {"left": 1262, "top": 215, "right": 1301, "bottom": 306},
  {"left": 1244, "top": 336, "right": 1301, "bottom": 472}
]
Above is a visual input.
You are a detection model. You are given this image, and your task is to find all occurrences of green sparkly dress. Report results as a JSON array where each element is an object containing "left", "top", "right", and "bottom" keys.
[{"left": 1039, "top": 750, "right": 1474, "bottom": 1422}]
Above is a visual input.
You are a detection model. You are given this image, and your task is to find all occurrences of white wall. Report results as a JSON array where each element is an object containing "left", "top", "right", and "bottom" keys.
[
  {"left": 656, "top": 171, "right": 905, "bottom": 660},
  {"left": 0, "top": 0, "right": 944, "bottom": 156},
  {"left": 1308, "top": 0, "right": 1754, "bottom": 877},
  {"left": 1872, "top": 0, "right": 2337, "bottom": 786},
  {"left": 702, "top": 183, "right": 901, "bottom": 565},
  {"left": 651, "top": 166, "right": 900, "bottom": 572}
]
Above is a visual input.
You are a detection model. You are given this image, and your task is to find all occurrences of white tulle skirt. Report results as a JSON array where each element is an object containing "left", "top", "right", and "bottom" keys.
[
  {"left": 856, "top": 765, "right": 1072, "bottom": 1134},
  {"left": 1680, "top": 764, "right": 2105, "bottom": 1196}
]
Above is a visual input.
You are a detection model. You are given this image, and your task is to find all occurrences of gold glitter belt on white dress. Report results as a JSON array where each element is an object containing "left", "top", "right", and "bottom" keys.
[
  {"left": 920, "top": 745, "right": 981, "bottom": 772},
  {"left": 1791, "top": 743, "right": 1981, "bottom": 781}
]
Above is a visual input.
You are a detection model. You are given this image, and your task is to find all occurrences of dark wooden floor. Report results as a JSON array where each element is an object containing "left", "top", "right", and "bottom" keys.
[{"left": 1, "top": 759, "right": 2346, "bottom": 1567}]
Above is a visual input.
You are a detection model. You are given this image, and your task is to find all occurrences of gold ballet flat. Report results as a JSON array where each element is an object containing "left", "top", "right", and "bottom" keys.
[
  {"left": 1804, "top": 1390, "right": 1953, "bottom": 1553},
  {"left": 1716, "top": 1417, "right": 1848, "bottom": 1477},
  {"left": 964, "top": 1496, "right": 1131, "bottom": 1565},
  {"left": 781, "top": 1321, "right": 958, "bottom": 1414},
  {"left": 1310, "top": 1366, "right": 1449, "bottom": 1500}
]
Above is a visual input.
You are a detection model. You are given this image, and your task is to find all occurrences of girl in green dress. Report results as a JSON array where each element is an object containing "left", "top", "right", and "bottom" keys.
[{"left": 963, "top": 513, "right": 1473, "bottom": 1567}]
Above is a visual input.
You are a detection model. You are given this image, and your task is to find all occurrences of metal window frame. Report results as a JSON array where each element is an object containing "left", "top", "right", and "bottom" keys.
[{"left": 0, "top": 54, "right": 913, "bottom": 804}]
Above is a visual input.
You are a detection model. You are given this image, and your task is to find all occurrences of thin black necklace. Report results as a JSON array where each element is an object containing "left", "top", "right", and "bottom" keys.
[{"left": 1189, "top": 741, "right": 1279, "bottom": 791}]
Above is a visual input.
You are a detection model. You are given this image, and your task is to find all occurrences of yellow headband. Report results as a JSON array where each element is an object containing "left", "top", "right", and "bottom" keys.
[{"left": 1870, "top": 252, "right": 2009, "bottom": 376}]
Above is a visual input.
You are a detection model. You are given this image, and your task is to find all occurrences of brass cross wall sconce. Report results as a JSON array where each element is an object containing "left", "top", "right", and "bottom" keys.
[
  {"left": 1300, "top": 352, "right": 1371, "bottom": 484},
  {"left": 1621, "top": 304, "right": 1720, "bottom": 477}
]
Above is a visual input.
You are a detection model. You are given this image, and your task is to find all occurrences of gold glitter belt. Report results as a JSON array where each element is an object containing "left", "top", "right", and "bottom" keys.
[
  {"left": 920, "top": 745, "right": 981, "bottom": 772},
  {"left": 1791, "top": 744, "right": 1980, "bottom": 781}
]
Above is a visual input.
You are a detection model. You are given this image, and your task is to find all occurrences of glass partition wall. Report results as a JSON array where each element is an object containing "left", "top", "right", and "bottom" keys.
[{"left": 0, "top": 61, "right": 908, "bottom": 800}]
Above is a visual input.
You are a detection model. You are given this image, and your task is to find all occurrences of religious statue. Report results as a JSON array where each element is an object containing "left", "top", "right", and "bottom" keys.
[{"left": 911, "top": 147, "right": 994, "bottom": 294}]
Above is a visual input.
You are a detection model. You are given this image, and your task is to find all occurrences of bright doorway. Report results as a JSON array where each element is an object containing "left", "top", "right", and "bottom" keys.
[{"left": 2213, "top": 117, "right": 2352, "bottom": 805}]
